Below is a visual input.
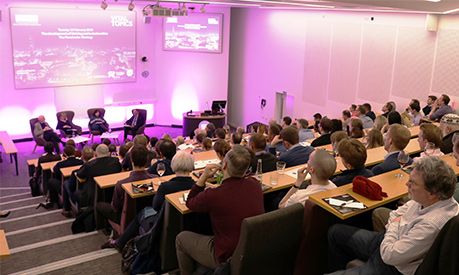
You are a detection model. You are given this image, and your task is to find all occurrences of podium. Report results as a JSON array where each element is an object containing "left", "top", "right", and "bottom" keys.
[{"left": 182, "top": 112, "right": 226, "bottom": 137}]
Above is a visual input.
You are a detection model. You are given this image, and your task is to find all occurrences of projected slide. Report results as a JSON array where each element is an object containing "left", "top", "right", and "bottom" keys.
[
  {"left": 10, "top": 8, "right": 136, "bottom": 89},
  {"left": 163, "top": 14, "right": 223, "bottom": 53}
]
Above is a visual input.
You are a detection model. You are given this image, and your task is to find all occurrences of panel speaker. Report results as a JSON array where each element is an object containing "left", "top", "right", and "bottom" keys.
[{"left": 426, "top": 14, "right": 438, "bottom": 32}]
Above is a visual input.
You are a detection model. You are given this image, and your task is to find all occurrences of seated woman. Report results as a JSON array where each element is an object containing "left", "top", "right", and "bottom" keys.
[
  {"left": 89, "top": 109, "right": 109, "bottom": 133},
  {"left": 366, "top": 129, "right": 384, "bottom": 149},
  {"left": 102, "top": 151, "right": 196, "bottom": 251},
  {"left": 349, "top": 118, "right": 364, "bottom": 139},
  {"left": 56, "top": 113, "right": 74, "bottom": 136}
]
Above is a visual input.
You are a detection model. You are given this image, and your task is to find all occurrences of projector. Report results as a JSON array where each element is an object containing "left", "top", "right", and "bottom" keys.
[
  {"left": 143, "top": 4, "right": 172, "bottom": 17},
  {"left": 172, "top": 9, "right": 188, "bottom": 17}
]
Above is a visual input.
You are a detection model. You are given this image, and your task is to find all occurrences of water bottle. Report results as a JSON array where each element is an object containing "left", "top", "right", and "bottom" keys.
[{"left": 256, "top": 159, "right": 263, "bottom": 182}]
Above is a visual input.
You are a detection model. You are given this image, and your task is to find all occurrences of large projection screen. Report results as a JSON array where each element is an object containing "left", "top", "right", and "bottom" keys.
[
  {"left": 163, "top": 13, "right": 223, "bottom": 53},
  {"left": 10, "top": 7, "right": 136, "bottom": 89}
]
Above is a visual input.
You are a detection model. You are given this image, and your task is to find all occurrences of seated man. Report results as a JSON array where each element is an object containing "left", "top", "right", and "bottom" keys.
[
  {"left": 121, "top": 135, "right": 157, "bottom": 171},
  {"left": 281, "top": 116, "right": 292, "bottom": 128},
  {"left": 248, "top": 133, "right": 277, "bottom": 173},
  {"left": 363, "top": 103, "right": 376, "bottom": 121},
  {"left": 355, "top": 105, "right": 374, "bottom": 129},
  {"left": 422, "top": 95, "right": 436, "bottom": 118},
  {"left": 75, "top": 144, "right": 122, "bottom": 207},
  {"left": 428, "top": 94, "right": 453, "bottom": 122},
  {"left": 313, "top": 113, "right": 322, "bottom": 132},
  {"left": 35, "top": 142, "right": 62, "bottom": 178},
  {"left": 414, "top": 123, "right": 443, "bottom": 161},
  {"left": 278, "top": 149, "right": 337, "bottom": 208},
  {"left": 34, "top": 115, "right": 65, "bottom": 153},
  {"left": 439, "top": 113, "right": 459, "bottom": 154},
  {"left": 327, "top": 157, "right": 459, "bottom": 275},
  {"left": 97, "top": 145, "right": 155, "bottom": 224},
  {"left": 214, "top": 128, "right": 226, "bottom": 140},
  {"left": 147, "top": 139, "right": 176, "bottom": 176},
  {"left": 176, "top": 145, "right": 264, "bottom": 274},
  {"left": 311, "top": 118, "right": 333, "bottom": 147},
  {"left": 103, "top": 151, "right": 196, "bottom": 250},
  {"left": 231, "top": 132, "right": 242, "bottom": 145},
  {"left": 124, "top": 109, "right": 146, "bottom": 140},
  {"left": 332, "top": 139, "right": 374, "bottom": 187},
  {"left": 371, "top": 124, "right": 413, "bottom": 176},
  {"left": 269, "top": 126, "right": 314, "bottom": 167},
  {"left": 297, "top": 119, "right": 315, "bottom": 142}
]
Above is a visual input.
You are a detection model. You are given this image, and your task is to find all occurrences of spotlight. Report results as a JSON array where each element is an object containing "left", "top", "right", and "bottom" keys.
[
  {"left": 101, "top": 0, "right": 108, "bottom": 10},
  {"left": 181, "top": 3, "right": 187, "bottom": 11},
  {"left": 128, "top": 1, "right": 135, "bottom": 11},
  {"left": 200, "top": 4, "right": 206, "bottom": 13}
]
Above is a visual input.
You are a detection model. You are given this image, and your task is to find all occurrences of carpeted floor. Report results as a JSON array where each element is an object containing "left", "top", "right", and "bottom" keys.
[{"left": 0, "top": 125, "right": 182, "bottom": 274}]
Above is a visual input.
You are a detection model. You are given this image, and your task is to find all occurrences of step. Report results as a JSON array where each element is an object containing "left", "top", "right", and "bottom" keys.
[{"left": 0, "top": 210, "right": 66, "bottom": 232}]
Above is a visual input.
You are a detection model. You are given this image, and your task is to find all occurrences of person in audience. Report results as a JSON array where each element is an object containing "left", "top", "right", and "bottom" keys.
[
  {"left": 251, "top": 124, "right": 259, "bottom": 134},
  {"left": 193, "top": 133, "right": 206, "bottom": 153},
  {"left": 176, "top": 136, "right": 185, "bottom": 146},
  {"left": 371, "top": 115, "right": 386, "bottom": 133},
  {"left": 258, "top": 124, "right": 267, "bottom": 135},
  {"left": 61, "top": 146, "right": 94, "bottom": 217},
  {"left": 205, "top": 123, "right": 216, "bottom": 138},
  {"left": 248, "top": 133, "right": 277, "bottom": 173},
  {"left": 214, "top": 128, "right": 226, "bottom": 140},
  {"left": 268, "top": 118, "right": 278, "bottom": 128},
  {"left": 56, "top": 113, "right": 74, "bottom": 136},
  {"left": 102, "top": 138, "right": 111, "bottom": 146},
  {"left": 108, "top": 144, "right": 117, "bottom": 156},
  {"left": 327, "top": 157, "right": 459, "bottom": 275},
  {"left": 231, "top": 132, "right": 242, "bottom": 145},
  {"left": 422, "top": 95, "right": 437, "bottom": 117},
  {"left": 313, "top": 113, "right": 322, "bottom": 132},
  {"left": 122, "top": 135, "right": 157, "bottom": 171},
  {"left": 48, "top": 145, "right": 84, "bottom": 208},
  {"left": 66, "top": 139, "right": 81, "bottom": 158},
  {"left": 355, "top": 105, "right": 374, "bottom": 129},
  {"left": 269, "top": 126, "right": 314, "bottom": 167},
  {"left": 147, "top": 139, "right": 176, "bottom": 176},
  {"left": 450, "top": 139, "right": 459, "bottom": 203},
  {"left": 149, "top": 136, "right": 159, "bottom": 151},
  {"left": 75, "top": 144, "right": 122, "bottom": 208},
  {"left": 279, "top": 150, "right": 337, "bottom": 208},
  {"left": 400, "top": 111, "right": 413, "bottom": 128},
  {"left": 282, "top": 116, "right": 292, "bottom": 128},
  {"left": 366, "top": 129, "right": 384, "bottom": 149},
  {"left": 103, "top": 151, "right": 196, "bottom": 251},
  {"left": 35, "top": 142, "right": 62, "bottom": 178},
  {"left": 118, "top": 144, "right": 129, "bottom": 162},
  {"left": 34, "top": 115, "right": 65, "bottom": 154},
  {"left": 124, "top": 109, "right": 146, "bottom": 140},
  {"left": 202, "top": 138, "right": 212, "bottom": 151},
  {"left": 428, "top": 94, "right": 453, "bottom": 121},
  {"left": 371, "top": 124, "right": 413, "bottom": 176},
  {"left": 161, "top": 133, "right": 173, "bottom": 141},
  {"left": 331, "top": 119, "right": 343, "bottom": 134},
  {"left": 175, "top": 145, "right": 265, "bottom": 274},
  {"left": 342, "top": 110, "right": 351, "bottom": 131},
  {"left": 332, "top": 139, "right": 374, "bottom": 186},
  {"left": 267, "top": 124, "right": 286, "bottom": 155},
  {"left": 214, "top": 140, "right": 231, "bottom": 162},
  {"left": 89, "top": 109, "right": 109, "bottom": 134},
  {"left": 311, "top": 118, "right": 333, "bottom": 147},
  {"left": 97, "top": 145, "right": 155, "bottom": 225},
  {"left": 297, "top": 119, "right": 315, "bottom": 141},
  {"left": 236, "top": 126, "right": 245, "bottom": 135},
  {"left": 349, "top": 118, "right": 364, "bottom": 139},
  {"left": 439, "top": 113, "right": 459, "bottom": 154},
  {"left": 382, "top": 111, "right": 402, "bottom": 133},
  {"left": 331, "top": 131, "right": 348, "bottom": 152},
  {"left": 414, "top": 123, "right": 443, "bottom": 161},
  {"left": 363, "top": 103, "right": 376, "bottom": 121},
  {"left": 91, "top": 142, "right": 100, "bottom": 152},
  {"left": 349, "top": 104, "right": 357, "bottom": 117}
]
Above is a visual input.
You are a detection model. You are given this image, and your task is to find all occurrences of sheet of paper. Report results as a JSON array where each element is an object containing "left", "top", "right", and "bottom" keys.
[
  {"left": 284, "top": 169, "right": 311, "bottom": 181},
  {"left": 194, "top": 158, "right": 220, "bottom": 169}
]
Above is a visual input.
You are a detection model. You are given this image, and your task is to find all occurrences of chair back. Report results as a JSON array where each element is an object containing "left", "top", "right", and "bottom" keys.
[
  {"left": 87, "top": 108, "right": 106, "bottom": 119},
  {"left": 230, "top": 203, "right": 304, "bottom": 275},
  {"left": 56, "top": 110, "right": 75, "bottom": 122},
  {"left": 137, "top": 109, "right": 147, "bottom": 120}
]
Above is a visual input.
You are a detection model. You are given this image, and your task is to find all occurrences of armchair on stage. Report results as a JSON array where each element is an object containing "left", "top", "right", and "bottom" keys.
[
  {"left": 56, "top": 110, "right": 83, "bottom": 138},
  {"left": 124, "top": 109, "right": 147, "bottom": 139},
  {"left": 29, "top": 117, "right": 47, "bottom": 153}
]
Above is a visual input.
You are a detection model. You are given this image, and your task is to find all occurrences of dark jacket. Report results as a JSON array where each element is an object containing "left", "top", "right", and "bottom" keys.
[
  {"left": 311, "top": 133, "right": 332, "bottom": 147},
  {"left": 371, "top": 152, "right": 413, "bottom": 176},
  {"left": 332, "top": 166, "right": 374, "bottom": 187}
]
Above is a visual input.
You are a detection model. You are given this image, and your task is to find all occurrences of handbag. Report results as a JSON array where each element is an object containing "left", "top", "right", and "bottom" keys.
[
  {"left": 121, "top": 238, "right": 139, "bottom": 274},
  {"left": 352, "top": 176, "right": 388, "bottom": 200},
  {"left": 29, "top": 177, "right": 42, "bottom": 197}
]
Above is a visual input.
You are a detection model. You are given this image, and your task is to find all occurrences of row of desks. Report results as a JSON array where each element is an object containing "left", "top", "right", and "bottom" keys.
[{"left": 0, "top": 131, "right": 18, "bottom": 175}]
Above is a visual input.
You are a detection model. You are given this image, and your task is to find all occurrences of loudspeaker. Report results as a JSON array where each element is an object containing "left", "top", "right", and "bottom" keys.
[
  {"left": 144, "top": 16, "right": 151, "bottom": 24},
  {"left": 426, "top": 14, "right": 438, "bottom": 32}
]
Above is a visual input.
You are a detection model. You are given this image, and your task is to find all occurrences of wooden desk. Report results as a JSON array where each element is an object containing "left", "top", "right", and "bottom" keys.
[
  {"left": 0, "top": 230, "right": 10, "bottom": 259},
  {"left": 182, "top": 112, "right": 226, "bottom": 138},
  {"left": 309, "top": 154, "right": 459, "bottom": 220},
  {"left": 193, "top": 150, "right": 218, "bottom": 162},
  {"left": 122, "top": 174, "right": 176, "bottom": 199},
  {"left": 0, "top": 131, "right": 18, "bottom": 175},
  {"left": 94, "top": 171, "right": 131, "bottom": 189},
  {"left": 60, "top": 165, "right": 82, "bottom": 178}
]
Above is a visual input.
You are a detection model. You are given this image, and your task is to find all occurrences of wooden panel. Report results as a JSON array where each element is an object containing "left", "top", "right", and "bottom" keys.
[{"left": 432, "top": 29, "right": 459, "bottom": 97}]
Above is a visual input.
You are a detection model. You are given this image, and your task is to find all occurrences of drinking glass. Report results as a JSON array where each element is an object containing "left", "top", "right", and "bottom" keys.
[
  {"left": 396, "top": 150, "right": 409, "bottom": 179},
  {"left": 424, "top": 142, "right": 435, "bottom": 156},
  {"left": 157, "top": 163, "right": 166, "bottom": 183},
  {"left": 276, "top": 161, "right": 286, "bottom": 175}
]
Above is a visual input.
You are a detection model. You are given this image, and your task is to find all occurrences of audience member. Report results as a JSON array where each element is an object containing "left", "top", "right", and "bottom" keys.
[
  {"left": 409, "top": 102, "right": 423, "bottom": 126},
  {"left": 451, "top": 140, "right": 459, "bottom": 203},
  {"left": 332, "top": 139, "right": 374, "bottom": 186},
  {"left": 89, "top": 109, "right": 109, "bottom": 134},
  {"left": 349, "top": 104, "right": 357, "bottom": 117},
  {"left": 34, "top": 115, "right": 65, "bottom": 153},
  {"left": 248, "top": 133, "right": 277, "bottom": 173},
  {"left": 269, "top": 126, "right": 314, "bottom": 167},
  {"left": 236, "top": 126, "right": 245, "bottom": 135},
  {"left": 149, "top": 136, "right": 159, "bottom": 151},
  {"left": 382, "top": 111, "right": 402, "bottom": 133},
  {"left": 428, "top": 94, "right": 453, "bottom": 121},
  {"left": 35, "top": 142, "right": 62, "bottom": 178},
  {"left": 311, "top": 118, "right": 333, "bottom": 147},
  {"left": 193, "top": 133, "right": 206, "bottom": 153},
  {"left": 297, "top": 119, "right": 315, "bottom": 141},
  {"left": 422, "top": 95, "right": 437, "bottom": 117},
  {"left": 331, "top": 119, "right": 343, "bottom": 133},
  {"left": 372, "top": 115, "right": 387, "bottom": 131},
  {"left": 108, "top": 144, "right": 117, "bottom": 156},
  {"left": 282, "top": 116, "right": 292, "bottom": 128},
  {"left": 267, "top": 124, "right": 286, "bottom": 155},
  {"left": 102, "top": 138, "right": 111, "bottom": 146},
  {"left": 118, "top": 144, "right": 129, "bottom": 162},
  {"left": 355, "top": 105, "right": 374, "bottom": 129},
  {"left": 313, "top": 113, "right": 322, "bottom": 132},
  {"left": 147, "top": 139, "right": 176, "bottom": 176},
  {"left": 268, "top": 118, "right": 278, "bottom": 128},
  {"left": 124, "top": 109, "right": 146, "bottom": 140},
  {"left": 202, "top": 138, "right": 212, "bottom": 151},
  {"left": 66, "top": 139, "right": 81, "bottom": 158},
  {"left": 381, "top": 101, "right": 396, "bottom": 117},
  {"left": 162, "top": 133, "right": 173, "bottom": 141},
  {"left": 91, "top": 142, "right": 100, "bottom": 152},
  {"left": 366, "top": 129, "right": 384, "bottom": 149},
  {"left": 439, "top": 113, "right": 459, "bottom": 154},
  {"left": 258, "top": 124, "right": 267, "bottom": 135},
  {"left": 330, "top": 131, "right": 348, "bottom": 151},
  {"left": 176, "top": 145, "right": 265, "bottom": 274},
  {"left": 342, "top": 110, "right": 351, "bottom": 131},
  {"left": 75, "top": 144, "right": 122, "bottom": 207},
  {"left": 327, "top": 157, "right": 459, "bottom": 275},
  {"left": 363, "top": 103, "right": 376, "bottom": 121},
  {"left": 231, "top": 132, "right": 242, "bottom": 145},
  {"left": 414, "top": 123, "right": 443, "bottom": 161},
  {"left": 206, "top": 123, "right": 216, "bottom": 138},
  {"left": 122, "top": 135, "right": 157, "bottom": 171},
  {"left": 371, "top": 124, "right": 413, "bottom": 176},
  {"left": 97, "top": 145, "right": 155, "bottom": 225},
  {"left": 214, "top": 140, "right": 231, "bottom": 162},
  {"left": 349, "top": 118, "right": 364, "bottom": 139},
  {"left": 214, "top": 128, "right": 226, "bottom": 140},
  {"left": 175, "top": 136, "right": 185, "bottom": 146},
  {"left": 279, "top": 150, "right": 337, "bottom": 208}
]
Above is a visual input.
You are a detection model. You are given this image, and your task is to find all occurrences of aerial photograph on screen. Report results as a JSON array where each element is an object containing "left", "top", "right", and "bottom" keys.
[
  {"left": 163, "top": 14, "right": 222, "bottom": 53},
  {"left": 10, "top": 8, "right": 136, "bottom": 89}
]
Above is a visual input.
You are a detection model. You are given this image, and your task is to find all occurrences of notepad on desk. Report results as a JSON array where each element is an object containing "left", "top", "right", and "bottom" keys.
[
  {"left": 323, "top": 194, "right": 366, "bottom": 215},
  {"left": 194, "top": 159, "right": 220, "bottom": 170}
]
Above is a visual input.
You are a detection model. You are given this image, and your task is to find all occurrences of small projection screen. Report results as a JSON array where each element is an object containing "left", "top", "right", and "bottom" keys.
[{"left": 10, "top": 7, "right": 137, "bottom": 89}]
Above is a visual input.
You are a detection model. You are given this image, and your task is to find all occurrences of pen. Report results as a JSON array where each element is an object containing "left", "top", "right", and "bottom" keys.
[{"left": 340, "top": 200, "right": 354, "bottom": 207}]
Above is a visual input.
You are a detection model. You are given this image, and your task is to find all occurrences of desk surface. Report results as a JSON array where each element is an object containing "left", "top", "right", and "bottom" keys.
[
  {"left": 94, "top": 171, "right": 131, "bottom": 189},
  {"left": 193, "top": 150, "right": 218, "bottom": 162},
  {"left": 122, "top": 174, "right": 177, "bottom": 199},
  {"left": 0, "top": 131, "right": 17, "bottom": 154},
  {"left": 0, "top": 229, "right": 10, "bottom": 259},
  {"left": 309, "top": 154, "right": 458, "bottom": 220},
  {"left": 60, "top": 165, "right": 82, "bottom": 177}
]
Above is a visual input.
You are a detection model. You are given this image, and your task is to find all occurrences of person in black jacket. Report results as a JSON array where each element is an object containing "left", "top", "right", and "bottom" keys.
[
  {"left": 124, "top": 109, "right": 146, "bottom": 140},
  {"left": 248, "top": 133, "right": 277, "bottom": 173}
]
